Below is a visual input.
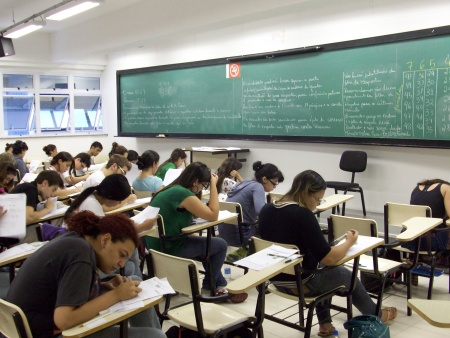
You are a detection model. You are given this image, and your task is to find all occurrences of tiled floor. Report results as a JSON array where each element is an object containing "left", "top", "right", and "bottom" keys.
[{"left": 162, "top": 208, "right": 450, "bottom": 337}]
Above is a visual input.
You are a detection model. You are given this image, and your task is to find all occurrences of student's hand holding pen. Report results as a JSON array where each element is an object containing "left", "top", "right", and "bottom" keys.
[
  {"left": 114, "top": 277, "right": 142, "bottom": 301},
  {"left": 345, "top": 229, "right": 358, "bottom": 245},
  {"left": 100, "top": 274, "right": 127, "bottom": 290}
]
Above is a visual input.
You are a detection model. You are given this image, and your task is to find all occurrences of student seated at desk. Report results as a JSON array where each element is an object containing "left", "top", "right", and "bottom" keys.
[
  {"left": 66, "top": 152, "right": 91, "bottom": 185},
  {"left": 259, "top": 170, "right": 397, "bottom": 336},
  {"left": 42, "top": 143, "right": 58, "bottom": 160},
  {"left": 133, "top": 150, "right": 163, "bottom": 194},
  {"left": 82, "top": 155, "right": 136, "bottom": 212},
  {"left": 12, "top": 140, "right": 29, "bottom": 179},
  {"left": 6, "top": 211, "right": 165, "bottom": 338},
  {"left": 127, "top": 149, "right": 139, "bottom": 164},
  {"left": 0, "top": 162, "right": 16, "bottom": 193},
  {"left": 65, "top": 174, "right": 155, "bottom": 279},
  {"left": 150, "top": 162, "right": 247, "bottom": 303},
  {"left": 47, "top": 151, "right": 83, "bottom": 198},
  {"left": 218, "top": 161, "right": 284, "bottom": 248},
  {"left": 215, "top": 157, "right": 244, "bottom": 194},
  {"left": 109, "top": 142, "right": 128, "bottom": 158},
  {"left": 87, "top": 141, "right": 103, "bottom": 165},
  {"left": 10, "top": 170, "right": 64, "bottom": 225},
  {"left": 155, "top": 148, "right": 187, "bottom": 181}
]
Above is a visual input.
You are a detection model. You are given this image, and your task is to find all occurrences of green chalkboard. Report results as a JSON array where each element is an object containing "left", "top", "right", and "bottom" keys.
[{"left": 117, "top": 27, "right": 450, "bottom": 147}]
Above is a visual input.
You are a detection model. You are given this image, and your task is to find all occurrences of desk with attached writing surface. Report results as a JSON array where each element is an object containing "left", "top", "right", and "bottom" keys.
[{"left": 62, "top": 296, "right": 163, "bottom": 338}]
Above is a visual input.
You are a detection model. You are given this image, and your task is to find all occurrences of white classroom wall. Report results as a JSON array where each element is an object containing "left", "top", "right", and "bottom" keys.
[{"left": 2, "top": 0, "right": 450, "bottom": 213}]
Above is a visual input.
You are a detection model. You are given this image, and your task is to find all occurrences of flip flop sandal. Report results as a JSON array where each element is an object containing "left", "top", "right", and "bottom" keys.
[
  {"left": 229, "top": 292, "right": 248, "bottom": 303},
  {"left": 381, "top": 306, "right": 397, "bottom": 323},
  {"left": 317, "top": 325, "right": 336, "bottom": 337}
]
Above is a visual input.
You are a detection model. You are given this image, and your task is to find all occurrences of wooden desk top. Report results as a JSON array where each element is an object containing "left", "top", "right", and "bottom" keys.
[
  {"left": 105, "top": 198, "right": 151, "bottom": 215},
  {"left": 138, "top": 227, "right": 159, "bottom": 238},
  {"left": 62, "top": 296, "right": 163, "bottom": 337},
  {"left": 333, "top": 236, "right": 384, "bottom": 266},
  {"left": 226, "top": 257, "right": 303, "bottom": 294},
  {"left": 0, "top": 242, "right": 46, "bottom": 267},
  {"left": 181, "top": 214, "right": 238, "bottom": 234},
  {"left": 396, "top": 217, "right": 443, "bottom": 242},
  {"left": 408, "top": 299, "right": 450, "bottom": 328},
  {"left": 315, "top": 194, "right": 354, "bottom": 213}
]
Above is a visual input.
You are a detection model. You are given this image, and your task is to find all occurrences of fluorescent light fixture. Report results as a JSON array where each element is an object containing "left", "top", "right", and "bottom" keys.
[
  {"left": 46, "top": 0, "right": 103, "bottom": 21},
  {"left": 4, "top": 20, "right": 46, "bottom": 39}
]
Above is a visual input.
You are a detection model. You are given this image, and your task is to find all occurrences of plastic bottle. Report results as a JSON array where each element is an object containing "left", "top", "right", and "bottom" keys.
[
  {"left": 332, "top": 329, "right": 340, "bottom": 338},
  {"left": 224, "top": 267, "right": 232, "bottom": 281}
]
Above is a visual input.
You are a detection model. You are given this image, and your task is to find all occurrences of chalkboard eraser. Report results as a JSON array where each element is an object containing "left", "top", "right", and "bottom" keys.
[
  {"left": 185, "top": 146, "right": 193, "bottom": 150},
  {"left": 156, "top": 134, "right": 166, "bottom": 138}
]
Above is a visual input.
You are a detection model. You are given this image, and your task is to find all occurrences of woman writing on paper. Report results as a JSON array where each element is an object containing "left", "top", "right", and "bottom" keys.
[
  {"left": 155, "top": 148, "right": 187, "bottom": 182},
  {"left": 150, "top": 161, "right": 247, "bottom": 303},
  {"left": 6, "top": 211, "right": 165, "bottom": 338},
  {"left": 259, "top": 170, "right": 397, "bottom": 336},
  {"left": 215, "top": 157, "right": 244, "bottom": 194},
  {"left": 47, "top": 151, "right": 84, "bottom": 198}
]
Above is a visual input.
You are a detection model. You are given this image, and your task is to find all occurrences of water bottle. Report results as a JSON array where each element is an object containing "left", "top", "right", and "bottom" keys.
[
  {"left": 332, "top": 329, "right": 340, "bottom": 338},
  {"left": 224, "top": 267, "right": 232, "bottom": 281}
]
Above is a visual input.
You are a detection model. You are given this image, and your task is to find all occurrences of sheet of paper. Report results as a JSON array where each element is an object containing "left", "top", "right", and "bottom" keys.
[
  {"left": 234, "top": 244, "right": 298, "bottom": 271},
  {"left": 88, "top": 162, "right": 106, "bottom": 172},
  {"left": 131, "top": 206, "right": 159, "bottom": 225},
  {"left": 338, "top": 236, "right": 382, "bottom": 258},
  {"left": 36, "top": 197, "right": 58, "bottom": 212},
  {"left": 0, "top": 193, "right": 26, "bottom": 239},
  {"left": 131, "top": 197, "right": 151, "bottom": 205},
  {"left": 192, "top": 210, "right": 238, "bottom": 224},
  {"left": 40, "top": 205, "right": 69, "bottom": 220},
  {"left": 20, "top": 173, "right": 38, "bottom": 184},
  {"left": 28, "top": 160, "right": 42, "bottom": 172},
  {"left": 163, "top": 168, "right": 183, "bottom": 186},
  {"left": 0, "top": 243, "right": 35, "bottom": 260}
]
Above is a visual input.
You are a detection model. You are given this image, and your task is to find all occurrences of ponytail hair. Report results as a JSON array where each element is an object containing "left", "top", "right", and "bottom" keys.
[
  {"left": 252, "top": 161, "right": 284, "bottom": 184},
  {"left": 66, "top": 211, "right": 139, "bottom": 247}
]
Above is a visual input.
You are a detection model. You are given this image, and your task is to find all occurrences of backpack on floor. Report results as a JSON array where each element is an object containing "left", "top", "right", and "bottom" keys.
[{"left": 344, "top": 315, "right": 390, "bottom": 338}]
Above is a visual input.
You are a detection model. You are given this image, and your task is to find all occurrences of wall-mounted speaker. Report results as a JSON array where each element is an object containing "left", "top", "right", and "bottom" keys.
[{"left": 0, "top": 37, "right": 15, "bottom": 57}]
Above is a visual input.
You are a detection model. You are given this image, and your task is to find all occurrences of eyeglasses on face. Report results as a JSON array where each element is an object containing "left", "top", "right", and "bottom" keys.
[
  {"left": 201, "top": 182, "right": 210, "bottom": 190},
  {"left": 118, "top": 166, "right": 126, "bottom": 176},
  {"left": 268, "top": 179, "right": 278, "bottom": 187}
]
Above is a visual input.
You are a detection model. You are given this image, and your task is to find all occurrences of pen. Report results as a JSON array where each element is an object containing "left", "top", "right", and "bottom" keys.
[
  {"left": 268, "top": 253, "right": 288, "bottom": 258},
  {"left": 330, "top": 233, "right": 347, "bottom": 246},
  {"left": 284, "top": 259, "right": 292, "bottom": 263}
]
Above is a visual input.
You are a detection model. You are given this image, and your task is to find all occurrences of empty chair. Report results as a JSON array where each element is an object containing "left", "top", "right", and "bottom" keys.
[
  {"left": 384, "top": 202, "right": 448, "bottom": 312},
  {"left": 328, "top": 214, "right": 403, "bottom": 315},
  {"left": 0, "top": 298, "right": 33, "bottom": 338},
  {"left": 147, "top": 249, "right": 257, "bottom": 337},
  {"left": 326, "top": 150, "right": 367, "bottom": 216}
]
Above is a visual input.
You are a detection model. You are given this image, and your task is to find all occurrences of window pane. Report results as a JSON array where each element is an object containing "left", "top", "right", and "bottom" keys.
[
  {"left": 74, "top": 96, "right": 101, "bottom": 130},
  {"left": 38, "top": 95, "right": 68, "bottom": 130},
  {"left": 40, "top": 75, "right": 68, "bottom": 89},
  {"left": 3, "top": 74, "right": 33, "bottom": 89},
  {"left": 3, "top": 95, "right": 34, "bottom": 132},
  {"left": 74, "top": 76, "right": 100, "bottom": 90}
]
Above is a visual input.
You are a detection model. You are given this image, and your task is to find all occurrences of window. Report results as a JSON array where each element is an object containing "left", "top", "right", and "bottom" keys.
[{"left": 1, "top": 73, "right": 102, "bottom": 135}]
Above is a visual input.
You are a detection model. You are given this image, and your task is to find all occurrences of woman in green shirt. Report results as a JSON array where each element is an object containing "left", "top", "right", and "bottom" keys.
[
  {"left": 150, "top": 162, "right": 247, "bottom": 303},
  {"left": 155, "top": 148, "right": 187, "bottom": 181}
]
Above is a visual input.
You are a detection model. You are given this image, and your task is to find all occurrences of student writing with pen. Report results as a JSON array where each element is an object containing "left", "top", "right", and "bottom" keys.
[
  {"left": 258, "top": 170, "right": 397, "bottom": 337},
  {"left": 6, "top": 211, "right": 165, "bottom": 338}
]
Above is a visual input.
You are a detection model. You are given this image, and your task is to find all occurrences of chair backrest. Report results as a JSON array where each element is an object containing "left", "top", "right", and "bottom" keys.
[
  {"left": 339, "top": 151, "right": 367, "bottom": 174},
  {"left": 218, "top": 201, "right": 244, "bottom": 225},
  {"left": 384, "top": 202, "right": 431, "bottom": 242},
  {"left": 266, "top": 192, "right": 284, "bottom": 204},
  {"left": 0, "top": 298, "right": 33, "bottom": 338},
  {"left": 149, "top": 249, "right": 200, "bottom": 296},
  {"left": 250, "top": 236, "right": 299, "bottom": 276},
  {"left": 328, "top": 214, "right": 377, "bottom": 241},
  {"left": 134, "top": 190, "right": 153, "bottom": 199}
]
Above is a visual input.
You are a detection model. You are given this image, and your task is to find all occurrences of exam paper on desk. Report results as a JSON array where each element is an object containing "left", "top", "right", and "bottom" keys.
[
  {"left": 336, "top": 236, "right": 383, "bottom": 259},
  {"left": 0, "top": 242, "right": 46, "bottom": 260},
  {"left": 234, "top": 244, "right": 299, "bottom": 271},
  {"left": 131, "top": 206, "right": 159, "bottom": 225},
  {"left": 192, "top": 210, "right": 238, "bottom": 224},
  {"left": 82, "top": 277, "right": 174, "bottom": 328}
]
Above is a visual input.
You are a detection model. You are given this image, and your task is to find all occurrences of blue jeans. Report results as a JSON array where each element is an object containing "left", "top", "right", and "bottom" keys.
[
  {"left": 178, "top": 235, "right": 228, "bottom": 290},
  {"left": 305, "top": 265, "right": 377, "bottom": 324},
  {"left": 218, "top": 222, "right": 255, "bottom": 247}
]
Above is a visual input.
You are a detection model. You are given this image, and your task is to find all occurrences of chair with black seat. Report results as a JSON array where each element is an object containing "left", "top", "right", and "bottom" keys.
[
  {"left": 0, "top": 298, "right": 33, "bottom": 338},
  {"left": 249, "top": 237, "right": 350, "bottom": 338},
  {"left": 147, "top": 249, "right": 257, "bottom": 337},
  {"left": 328, "top": 214, "right": 403, "bottom": 315},
  {"left": 384, "top": 202, "right": 449, "bottom": 314},
  {"left": 326, "top": 150, "right": 367, "bottom": 216}
]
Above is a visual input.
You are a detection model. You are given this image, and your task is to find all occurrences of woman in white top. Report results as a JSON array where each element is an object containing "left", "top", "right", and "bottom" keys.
[
  {"left": 64, "top": 174, "right": 155, "bottom": 279},
  {"left": 47, "top": 151, "right": 83, "bottom": 197},
  {"left": 66, "top": 152, "right": 91, "bottom": 185},
  {"left": 215, "top": 157, "right": 244, "bottom": 194}
]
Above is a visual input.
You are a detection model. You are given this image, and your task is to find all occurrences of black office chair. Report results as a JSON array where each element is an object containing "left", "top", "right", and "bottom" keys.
[{"left": 326, "top": 150, "right": 367, "bottom": 216}]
